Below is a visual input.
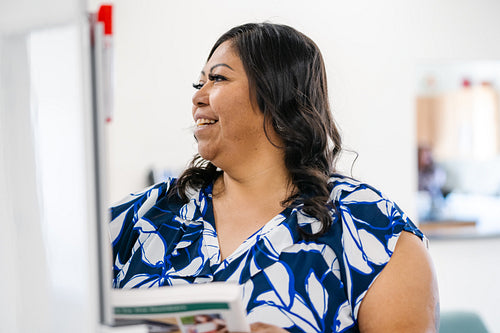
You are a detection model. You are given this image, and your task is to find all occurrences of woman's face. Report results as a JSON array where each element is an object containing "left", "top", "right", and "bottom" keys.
[{"left": 192, "top": 41, "right": 270, "bottom": 169}]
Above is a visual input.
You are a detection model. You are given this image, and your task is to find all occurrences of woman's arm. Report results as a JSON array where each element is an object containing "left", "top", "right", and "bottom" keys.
[{"left": 357, "top": 231, "right": 439, "bottom": 332}]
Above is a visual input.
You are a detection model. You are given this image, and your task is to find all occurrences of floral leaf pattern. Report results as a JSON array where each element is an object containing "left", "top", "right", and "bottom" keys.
[
  {"left": 334, "top": 300, "right": 355, "bottom": 332},
  {"left": 110, "top": 175, "right": 423, "bottom": 332},
  {"left": 306, "top": 270, "right": 328, "bottom": 319}
]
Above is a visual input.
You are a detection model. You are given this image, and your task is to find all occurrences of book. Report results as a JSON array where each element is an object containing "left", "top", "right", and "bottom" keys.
[{"left": 111, "top": 282, "right": 250, "bottom": 333}]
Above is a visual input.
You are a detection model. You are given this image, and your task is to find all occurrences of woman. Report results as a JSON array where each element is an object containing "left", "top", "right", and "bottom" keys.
[{"left": 110, "top": 23, "right": 439, "bottom": 332}]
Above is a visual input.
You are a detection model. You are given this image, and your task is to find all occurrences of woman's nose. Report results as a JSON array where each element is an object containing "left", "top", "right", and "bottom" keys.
[{"left": 192, "top": 85, "right": 209, "bottom": 107}]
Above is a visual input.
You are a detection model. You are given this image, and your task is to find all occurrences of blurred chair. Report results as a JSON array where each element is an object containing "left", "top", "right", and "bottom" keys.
[{"left": 439, "top": 311, "right": 489, "bottom": 333}]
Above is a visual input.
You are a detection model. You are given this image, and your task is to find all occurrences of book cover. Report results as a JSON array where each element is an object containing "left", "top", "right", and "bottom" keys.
[{"left": 111, "top": 282, "right": 250, "bottom": 333}]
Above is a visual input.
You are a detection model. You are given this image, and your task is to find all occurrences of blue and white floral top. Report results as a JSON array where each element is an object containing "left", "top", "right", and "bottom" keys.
[{"left": 110, "top": 174, "right": 423, "bottom": 333}]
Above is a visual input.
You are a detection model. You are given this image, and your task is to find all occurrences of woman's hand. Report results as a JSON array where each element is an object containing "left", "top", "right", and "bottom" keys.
[
  {"left": 249, "top": 322, "right": 290, "bottom": 332},
  {"left": 217, "top": 322, "right": 289, "bottom": 333}
]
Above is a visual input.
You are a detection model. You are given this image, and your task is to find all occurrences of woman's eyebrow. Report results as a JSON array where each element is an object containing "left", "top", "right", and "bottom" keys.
[
  {"left": 210, "top": 63, "right": 234, "bottom": 72},
  {"left": 200, "top": 63, "right": 234, "bottom": 76}
]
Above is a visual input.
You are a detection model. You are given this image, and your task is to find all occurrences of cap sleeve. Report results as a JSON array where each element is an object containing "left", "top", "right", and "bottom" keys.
[{"left": 334, "top": 180, "right": 423, "bottom": 320}]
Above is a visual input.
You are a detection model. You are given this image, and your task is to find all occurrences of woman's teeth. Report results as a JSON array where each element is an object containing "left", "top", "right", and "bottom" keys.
[{"left": 196, "top": 118, "right": 217, "bottom": 126}]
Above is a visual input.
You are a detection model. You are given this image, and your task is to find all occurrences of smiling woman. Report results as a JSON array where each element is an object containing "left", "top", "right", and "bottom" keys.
[{"left": 110, "top": 23, "right": 438, "bottom": 333}]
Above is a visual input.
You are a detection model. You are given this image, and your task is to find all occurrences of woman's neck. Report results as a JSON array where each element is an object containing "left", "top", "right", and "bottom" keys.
[
  {"left": 213, "top": 157, "right": 294, "bottom": 208},
  {"left": 211, "top": 157, "right": 295, "bottom": 261}
]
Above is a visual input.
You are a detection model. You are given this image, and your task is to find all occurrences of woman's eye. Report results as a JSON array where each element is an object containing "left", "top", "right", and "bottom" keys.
[
  {"left": 208, "top": 74, "right": 227, "bottom": 83},
  {"left": 192, "top": 82, "right": 204, "bottom": 90}
]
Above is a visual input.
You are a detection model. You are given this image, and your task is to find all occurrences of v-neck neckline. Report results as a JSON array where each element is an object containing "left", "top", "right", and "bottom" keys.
[{"left": 199, "top": 183, "right": 295, "bottom": 267}]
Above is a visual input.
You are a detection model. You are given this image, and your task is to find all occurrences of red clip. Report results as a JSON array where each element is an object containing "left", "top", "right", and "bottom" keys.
[{"left": 97, "top": 4, "right": 113, "bottom": 35}]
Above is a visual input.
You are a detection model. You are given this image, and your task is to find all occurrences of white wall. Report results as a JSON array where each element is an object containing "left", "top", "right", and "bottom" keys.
[
  {"left": 108, "top": 0, "right": 500, "bottom": 331},
  {"left": 429, "top": 237, "right": 500, "bottom": 332}
]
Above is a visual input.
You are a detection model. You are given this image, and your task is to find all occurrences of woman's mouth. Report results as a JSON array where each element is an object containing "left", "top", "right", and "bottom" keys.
[{"left": 196, "top": 118, "right": 218, "bottom": 126}]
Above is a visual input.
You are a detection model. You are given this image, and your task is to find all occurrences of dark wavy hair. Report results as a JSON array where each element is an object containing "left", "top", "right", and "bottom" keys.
[{"left": 173, "top": 22, "right": 342, "bottom": 239}]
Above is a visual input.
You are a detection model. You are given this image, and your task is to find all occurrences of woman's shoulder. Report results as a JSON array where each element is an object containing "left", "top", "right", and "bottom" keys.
[
  {"left": 328, "top": 174, "right": 387, "bottom": 203},
  {"left": 321, "top": 175, "right": 426, "bottom": 322},
  {"left": 328, "top": 174, "right": 406, "bottom": 215},
  {"left": 326, "top": 173, "right": 423, "bottom": 239},
  {"left": 110, "top": 178, "right": 178, "bottom": 218}
]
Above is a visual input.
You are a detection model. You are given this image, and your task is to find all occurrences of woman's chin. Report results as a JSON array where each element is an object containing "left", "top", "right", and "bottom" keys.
[{"left": 197, "top": 147, "right": 216, "bottom": 163}]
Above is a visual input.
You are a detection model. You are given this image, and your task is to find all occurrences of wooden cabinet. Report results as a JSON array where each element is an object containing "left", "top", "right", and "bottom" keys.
[{"left": 416, "top": 86, "right": 500, "bottom": 161}]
